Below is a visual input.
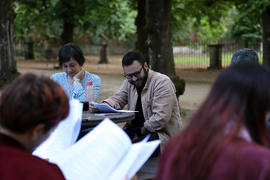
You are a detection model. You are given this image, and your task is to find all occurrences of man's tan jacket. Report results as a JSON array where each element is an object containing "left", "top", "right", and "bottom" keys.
[{"left": 103, "top": 70, "right": 182, "bottom": 150}]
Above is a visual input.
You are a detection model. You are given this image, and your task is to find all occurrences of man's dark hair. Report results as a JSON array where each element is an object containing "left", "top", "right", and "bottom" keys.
[
  {"left": 231, "top": 48, "right": 259, "bottom": 64},
  {"left": 122, "top": 51, "right": 145, "bottom": 67},
  {"left": 58, "top": 43, "right": 85, "bottom": 66}
]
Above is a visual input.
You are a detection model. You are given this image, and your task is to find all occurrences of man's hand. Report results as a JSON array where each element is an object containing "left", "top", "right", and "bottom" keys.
[{"left": 89, "top": 102, "right": 99, "bottom": 113}]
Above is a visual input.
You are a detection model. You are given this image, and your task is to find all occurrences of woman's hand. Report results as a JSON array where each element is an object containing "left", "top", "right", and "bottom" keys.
[
  {"left": 72, "top": 69, "right": 85, "bottom": 86},
  {"left": 74, "top": 69, "right": 85, "bottom": 80}
]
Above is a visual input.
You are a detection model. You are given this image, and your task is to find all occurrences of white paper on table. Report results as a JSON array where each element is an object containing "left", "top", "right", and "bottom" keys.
[
  {"left": 93, "top": 103, "right": 138, "bottom": 113},
  {"left": 33, "top": 99, "right": 83, "bottom": 159}
]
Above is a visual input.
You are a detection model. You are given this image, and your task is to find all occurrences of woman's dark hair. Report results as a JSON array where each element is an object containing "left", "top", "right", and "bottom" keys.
[
  {"left": 0, "top": 73, "right": 69, "bottom": 133},
  {"left": 58, "top": 43, "right": 85, "bottom": 66},
  {"left": 156, "top": 63, "right": 270, "bottom": 179},
  {"left": 122, "top": 51, "right": 145, "bottom": 67},
  {"left": 231, "top": 48, "right": 259, "bottom": 64}
]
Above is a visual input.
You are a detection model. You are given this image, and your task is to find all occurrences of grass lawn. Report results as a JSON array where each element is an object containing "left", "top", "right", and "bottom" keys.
[{"left": 174, "top": 53, "right": 263, "bottom": 67}]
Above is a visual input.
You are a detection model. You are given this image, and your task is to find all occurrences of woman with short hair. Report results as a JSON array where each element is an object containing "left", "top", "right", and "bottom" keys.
[{"left": 51, "top": 43, "right": 101, "bottom": 102}]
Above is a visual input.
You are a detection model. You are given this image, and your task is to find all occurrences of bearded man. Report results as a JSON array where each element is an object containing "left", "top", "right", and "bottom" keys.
[{"left": 102, "top": 51, "right": 182, "bottom": 154}]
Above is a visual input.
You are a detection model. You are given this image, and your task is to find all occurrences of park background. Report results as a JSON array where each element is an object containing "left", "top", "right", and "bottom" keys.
[{"left": 1, "top": 0, "right": 270, "bottom": 125}]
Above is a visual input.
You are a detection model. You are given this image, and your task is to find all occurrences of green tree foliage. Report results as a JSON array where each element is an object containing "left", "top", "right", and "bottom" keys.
[
  {"left": 14, "top": 0, "right": 136, "bottom": 44},
  {"left": 230, "top": 12, "right": 262, "bottom": 41},
  {"left": 230, "top": 0, "right": 270, "bottom": 41},
  {"left": 84, "top": 0, "right": 136, "bottom": 44},
  {"left": 170, "top": 0, "right": 270, "bottom": 42},
  {"left": 171, "top": 0, "right": 232, "bottom": 42},
  {"left": 15, "top": 0, "right": 65, "bottom": 42}
]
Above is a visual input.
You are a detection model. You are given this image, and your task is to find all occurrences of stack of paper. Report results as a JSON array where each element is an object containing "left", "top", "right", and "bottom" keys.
[{"left": 93, "top": 103, "right": 138, "bottom": 113}]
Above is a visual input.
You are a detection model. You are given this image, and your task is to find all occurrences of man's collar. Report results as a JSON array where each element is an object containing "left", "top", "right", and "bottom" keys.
[{"left": 143, "top": 69, "right": 153, "bottom": 90}]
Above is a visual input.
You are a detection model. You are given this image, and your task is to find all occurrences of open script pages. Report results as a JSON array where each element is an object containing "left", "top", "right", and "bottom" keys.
[
  {"left": 33, "top": 99, "right": 83, "bottom": 159},
  {"left": 50, "top": 119, "right": 159, "bottom": 180},
  {"left": 34, "top": 109, "right": 160, "bottom": 180},
  {"left": 50, "top": 119, "right": 132, "bottom": 179}
]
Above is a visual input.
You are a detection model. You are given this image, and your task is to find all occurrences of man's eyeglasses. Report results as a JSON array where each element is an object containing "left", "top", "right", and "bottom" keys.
[{"left": 124, "top": 67, "right": 143, "bottom": 79}]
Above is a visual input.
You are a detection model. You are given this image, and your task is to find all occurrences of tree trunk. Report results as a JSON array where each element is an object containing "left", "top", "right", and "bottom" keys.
[
  {"left": 99, "top": 42, "right": 109, "bottom": 64},
  {"left": 146, "top": 0, "right": 175, "bottom": 75},
  {"left": 24, "top": 38, "right": 34, "bottom": 59},
  {"left": 0, "top": 0, "right": 19, "bottom": 87},
  {"left": 60, "top": 21, "right": 74, "bottom": 45},
  {"left": 145, "top": 0, "right": 185, "bottom": 97},
  {"left": 135, "top": 0, "right": 149, "bottom": 65},
  {"left": 208, "top": 44, "right": 222, "bottom": 70},
  {"left": 262, "top": 7, "right": 270, "bottom": 67}
]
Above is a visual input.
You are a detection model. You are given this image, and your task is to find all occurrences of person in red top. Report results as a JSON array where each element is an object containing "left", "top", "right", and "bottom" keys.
[
  {"left": 0, "top": 73, "right": 69, "bottom": 179},
  {"left": 155, "top": 62, "right": 270, "bottom": 180}
]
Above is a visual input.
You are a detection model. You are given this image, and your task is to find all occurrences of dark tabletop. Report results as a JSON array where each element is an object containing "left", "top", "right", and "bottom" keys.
[
  {"left": 82, "top": 111, "right": 135, "bottom": 126},
  {"left": 78, "top": 111, "right": 135, "bottom": 140}
]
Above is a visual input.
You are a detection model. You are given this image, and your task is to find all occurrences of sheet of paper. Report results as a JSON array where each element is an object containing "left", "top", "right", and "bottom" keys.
[
  {"left": 33, "top": 99, "right": 83, "bottom": 159},
  {"left": 127, "top": 140, "right": 160, "bottom": 178},
  {"left": 108, "top": 140, "right": 160, "bottom": 180},
  {"left": 49, "top": 118, "right": 132, "bottom": 180},
  {"left": 93, "top": 103, "right": 137, "bottom": 113}
]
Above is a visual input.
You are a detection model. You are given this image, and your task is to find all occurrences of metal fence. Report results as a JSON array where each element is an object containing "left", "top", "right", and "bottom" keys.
[
  {"left": 15, "top": 39, "right": 262, "bottom": 69},
  {"left": 173, "top": 40, "right": 262, "bottom": 69},
  {"left": 15, "top": 41, "right": 133, "bottom": 60}
]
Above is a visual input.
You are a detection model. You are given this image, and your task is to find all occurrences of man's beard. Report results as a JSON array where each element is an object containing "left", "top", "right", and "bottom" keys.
[{"left": 130, "top": 68, "right": 148, "bottom": 90}]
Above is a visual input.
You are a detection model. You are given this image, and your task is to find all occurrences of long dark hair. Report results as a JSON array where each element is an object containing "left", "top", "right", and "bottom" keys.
[{"left": 156, "top": 63, "right": 270, "bottom": 179}]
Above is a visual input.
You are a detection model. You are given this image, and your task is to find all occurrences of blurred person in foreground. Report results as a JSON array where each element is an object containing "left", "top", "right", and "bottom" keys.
[
  {"left": 231, "top": 48, "right": 259, "bottom": 64},
  {"left": 155, "top": 62, "right": 270, "bottom": 180},
  {"left": 230, "top": 48, "right": 270, "bottom": 132},
  {"left": 0, "top": 73, "right": 69, "bottom": 179},
  {"left": 101, "top": 51, "right": 182, "bottom": 153},
  {"left": 51, "top": 43, "right": 101, "bottom": 102}
]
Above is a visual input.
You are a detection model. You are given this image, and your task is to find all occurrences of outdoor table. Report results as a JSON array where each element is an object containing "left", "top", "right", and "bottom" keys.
[{"left": 78, "top": 111, "right": 135, "bottom": 139}]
